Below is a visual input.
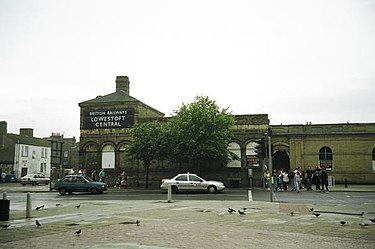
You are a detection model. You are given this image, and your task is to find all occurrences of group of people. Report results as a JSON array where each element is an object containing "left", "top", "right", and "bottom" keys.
[
  {"left": 270, "top": 166, "right": 330, "bottom": 193},
  {"left": 75, "top": 168, "right": 106, "bottom": 182}
]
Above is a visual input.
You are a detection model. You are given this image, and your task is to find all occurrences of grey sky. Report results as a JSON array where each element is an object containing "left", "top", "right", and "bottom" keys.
[{"left": 1, "top": 0, "right": 374, "bottom": 139}]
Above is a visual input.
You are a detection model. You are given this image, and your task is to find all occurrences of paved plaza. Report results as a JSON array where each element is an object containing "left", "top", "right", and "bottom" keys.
[{"left": 0, "top": 184, "right": 374, "bottom": 249}]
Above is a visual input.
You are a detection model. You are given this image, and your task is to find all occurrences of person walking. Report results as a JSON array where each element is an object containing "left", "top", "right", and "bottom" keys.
[{"left": 99, "top": 169, "right": 106, "bottom": 182}]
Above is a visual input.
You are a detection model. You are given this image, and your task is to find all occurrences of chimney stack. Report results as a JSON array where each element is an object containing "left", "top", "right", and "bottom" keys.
[
  {"left": 116, "top": 76, "right": 130, "bottom": 94},
  {"left": 0, "top": 121, "right": 7, "bottom": 134},
  {"left": 20, "top": 128, "right": 34, "bottom": 137}
]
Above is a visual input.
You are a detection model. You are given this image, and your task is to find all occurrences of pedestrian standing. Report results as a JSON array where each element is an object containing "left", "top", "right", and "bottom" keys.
[
  {"left": 91, "top": 170, "right": 98, "bottom": 181},
  {"left": 320, "top": 168, "right": 329, "bottom": 191},
  {"left": 1, "top": 172, "right": 6, "bottom": 183},
  {"left": 294, "top": 171, "right": 302, "bottom": 193}
]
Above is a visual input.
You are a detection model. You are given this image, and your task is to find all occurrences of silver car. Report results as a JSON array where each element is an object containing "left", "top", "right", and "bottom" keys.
[
  {"left": 160, "top": 172, "right": 225, "bottom": 194},
  {"left": 20, "top": 173, "right": 50, "bottom": 186}
]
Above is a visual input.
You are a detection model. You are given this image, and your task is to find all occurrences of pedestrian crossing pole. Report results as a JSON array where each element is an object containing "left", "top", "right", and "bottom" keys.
[{"left": 267, "top": 131, "right": 273, "bottom": 202}]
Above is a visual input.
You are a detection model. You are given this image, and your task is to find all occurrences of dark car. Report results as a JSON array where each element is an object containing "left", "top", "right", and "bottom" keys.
[{"left": 53, "top": 174, "right": 108, "bottom": 195}]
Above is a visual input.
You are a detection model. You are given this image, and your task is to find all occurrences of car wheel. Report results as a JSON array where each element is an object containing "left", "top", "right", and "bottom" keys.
[
  {"left": 59, "top": 188, "right": 67, "bottom": 195},
  {"left": 207, "top": 185, "right": 217, "bottom": 194},
  {"left": 45, "top": 181, "right": 49, "bottom": 185},
  {"left": 91, "top": 187, "right": 99, "bottom": 194},
  {"left": 171, "top": 185, "right": 178, "bottom": 194}
]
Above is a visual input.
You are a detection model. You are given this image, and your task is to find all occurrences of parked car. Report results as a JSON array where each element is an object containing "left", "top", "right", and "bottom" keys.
[
  {"left": 160, "top": 172, "right": 225, "bottom": 194},
  {"left": 53, "top": 174, "right": 108, "bottom": 195},
  {"left": 20, "top": 173, "right": 50, "bottom": 186}
]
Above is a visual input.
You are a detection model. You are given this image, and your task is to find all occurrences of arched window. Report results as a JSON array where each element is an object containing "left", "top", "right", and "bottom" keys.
[
  {"left": 102, "top": 145, "right": 115, "bottom": 169},
  {"left": 319, "top": 147, "right": 333, "bottom": 171},
  {"left": 227, "top": 142, "right": 241, "bottom": 168}
]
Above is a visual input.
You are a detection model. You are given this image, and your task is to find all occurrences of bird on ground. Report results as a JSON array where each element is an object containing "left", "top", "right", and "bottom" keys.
[
  {"left": 369, "top": 218, "right": 375, "bottom": 224},
  {"left": 340, "top": 221, "right": 347, "bottom": 225},
  {"left": 36, "top": 220, "right": 42, "bottom": 227},
  {"left": 1, "top": 224, "right": 10, "bottom": 229},
  {"left": 290, "top": 212, "right": 294, "bottom": 216},
  {"left": 238, "top": 210, "right": 246, "bottom": 215},
  {"left": 359, "top": 222, "right": 369, "bottom": 228},
  {"left": 75, "top": 204, "right": 81, "bottom": 208},
  {"left": 56, "top": 203, "right": 62, "bottom": 207},
  {"left": 228, "top": 208, "right": 236, "bottom": 214},
  {"left": 35, "top": 205, "right": 45, "bottom": 210},
  {"left": 75, "top": 229, "right": 81, "bottom": 235},
  {"left": 313, "top": 213, "right": 321, "bottom": 217},
  {"left": 136, "top": 219, "right": 140, "bottom": 226},
  {"left": 310, "top": 208, "right": 314, "bottom": 212}
]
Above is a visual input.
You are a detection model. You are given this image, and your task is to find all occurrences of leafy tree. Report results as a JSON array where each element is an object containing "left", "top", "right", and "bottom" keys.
[
  {"left": 126, "top": 121, "right": 163, "bottom": 188},
  {"left": 166, "top": 95, "right": 236, "bottom": 172}
]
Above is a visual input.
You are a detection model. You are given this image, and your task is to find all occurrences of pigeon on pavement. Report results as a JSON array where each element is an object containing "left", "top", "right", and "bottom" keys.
[
  {"left": 56, "top": 203, "right": 62, "bottom": 207},
  {"left": 290, "top": 212, "right": 294, "bottom": 216},
  {"left": 228, "top": 208, "right": 236, "bottom": 214},
  {"left": 340, "top": 221, "right": 347, "bottom": 225},
  {"left": 313, "top": 213, "right": 321, "bottom": 217},
  {"left": 359, "top": 222, "right": 369, "bottom": 228},
  {"left": 136, "top": 219, "right": 140, "bottom": 226},
  {"left": 1, "top": 224, "right": 10, "bottom": 229},
  {"left": 35, "top": 205, "right": 45, "bottom": 210},
  {"left": 238, "top": 209, "right": 246, "bottom": 215},
  {"left": 36, "top": 220, "right": 42, "bottom": 227},
  {"left": 75, "top": 229, "right": 82, "bottom": 235},
  {"left": 76, "top": 204, "right": 81, "bottom": 208}
]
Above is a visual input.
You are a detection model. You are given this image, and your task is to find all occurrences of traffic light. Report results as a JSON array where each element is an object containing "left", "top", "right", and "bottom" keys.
[{"left": 254, "top": 139, "right": 266, "bottom": 158}]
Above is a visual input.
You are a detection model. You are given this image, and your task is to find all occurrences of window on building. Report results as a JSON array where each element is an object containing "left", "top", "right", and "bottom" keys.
[
  {"left": 41, "top": 148, "right": 47, "bottom": 158},
  {"left": 102, "top": 144, "right": 115, "bottom": 169},
  {"left": 227, "top": 142, "right": 241, "bottom": 168},
  {"left": 40, "top": 163, "right": 46, "bottom": 173},
  {"left": 319, "top": 146, "right": 333, "bottom": 170},
  {"left": 319, "top": 147, "right": 333, "bottom": 161},
  {"left": 21, "top": 145, "right": 29, "bottom": 157}
]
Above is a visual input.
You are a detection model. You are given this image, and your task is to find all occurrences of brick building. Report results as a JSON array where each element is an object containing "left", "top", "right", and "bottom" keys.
[{"left": 78, "top": 76, "right": 375, "bottom": 187}]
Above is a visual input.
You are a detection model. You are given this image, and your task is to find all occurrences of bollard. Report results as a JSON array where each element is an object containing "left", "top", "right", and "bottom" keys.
[
  {"left": 2, "top": 192, "right": 6, "bottom": 200},
  {"left": 167, "top": 185, "right": 173, "bottom": 203},
  {"left": 344, "top": 178, "right": 348, "bottom": 188},
  {"left": 26, "top": 192, "right": 32, "bottom": 218},
  {"left": 0, "top": 192, "right": 10, "bottom": 221}
]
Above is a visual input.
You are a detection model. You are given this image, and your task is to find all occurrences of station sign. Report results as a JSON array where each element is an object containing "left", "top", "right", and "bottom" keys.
[{"left": 82, "top": 108, "right": 134, "bottom": 129}]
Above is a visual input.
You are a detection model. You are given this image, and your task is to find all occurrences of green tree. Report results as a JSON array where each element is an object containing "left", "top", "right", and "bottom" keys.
[
  {"left": 167, "top": 95, "right": 236, "bottom": 172},
  {"left": 126, "top": 121, "right": 163, "bottom": 189}
]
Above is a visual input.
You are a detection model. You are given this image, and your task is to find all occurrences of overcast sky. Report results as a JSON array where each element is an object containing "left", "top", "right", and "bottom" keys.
[{"left": 1, "top": 0, "right": 374, "bottom": 139}]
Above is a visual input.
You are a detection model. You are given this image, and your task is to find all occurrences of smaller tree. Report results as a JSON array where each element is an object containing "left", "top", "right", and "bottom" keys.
[{"left": 126, "top": 121, "right": 163, "bottom": 188}]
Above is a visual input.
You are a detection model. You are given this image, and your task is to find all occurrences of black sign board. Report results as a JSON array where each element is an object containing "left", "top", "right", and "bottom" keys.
[
  {"left": 247, "top": 155, "right": 259, "bottom": 167},
  {"left": 319, "top": 160, "right": 333, "bottom": 171},
  {"left": 83, "top": 109, "right": 134, "bottom": 129}
]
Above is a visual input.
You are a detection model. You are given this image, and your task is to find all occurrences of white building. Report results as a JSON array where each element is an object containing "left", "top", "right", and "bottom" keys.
[{"left": 14, "top": 142, "right": 51, "bottom": 178}]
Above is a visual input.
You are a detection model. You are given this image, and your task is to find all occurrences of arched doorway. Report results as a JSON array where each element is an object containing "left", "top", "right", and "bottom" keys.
[{"left": 272, "top": 151, "right": 290, "bottom": 172}]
